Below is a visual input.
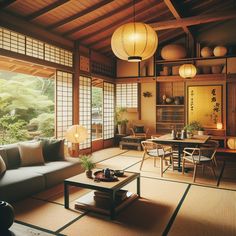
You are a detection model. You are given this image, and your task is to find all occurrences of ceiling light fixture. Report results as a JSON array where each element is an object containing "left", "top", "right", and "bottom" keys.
[{"left": 111, "top": 1, "right": 158, "bottom": 62}]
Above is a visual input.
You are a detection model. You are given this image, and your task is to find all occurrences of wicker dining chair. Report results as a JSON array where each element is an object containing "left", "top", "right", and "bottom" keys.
[
  {"left": 140, "top": 141, "right": 174, "bottom": 177},
  {"left": 182, "top": 141, "right": 218, "bottom": 182}
]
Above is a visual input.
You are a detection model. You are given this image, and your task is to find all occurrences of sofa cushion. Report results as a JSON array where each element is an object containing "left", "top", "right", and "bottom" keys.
[
  {"left": 0, "top": 155, "right": 6, "bottom": 176},
  {"left": 18, "top": 141, "right": 45, "bottom": 167},
  {"left": 1, "top": 143, "right": 21, "bottom": 169},
  {"left": 0, "top": 169, "right": 45, "bottom": 202},
  {"left": 0, "top": 148, "right": 8, "bottom": 167},
  {"left": 27, "top": 158, "right": 82, "bottom": 187},
  {"left": 35, "top": 138, "right": 65, "bottom": 162},
  {"left": 134, "top": 126, "right": 144, "bottom": 133}
]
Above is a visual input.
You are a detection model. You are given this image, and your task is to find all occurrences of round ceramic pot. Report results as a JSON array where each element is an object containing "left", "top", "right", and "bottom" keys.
[
  {"left": 201, "top": 66, "right": 211, "bottom": 74},
  {"left": 201, "top": 47, "right": 213, "bottom": 57},
  {"left": 86, "top": 170, "right": 92, "bottom": 178},
  {"left": 0, "top": 201, "right": 14, "bottom": 232},
  {"left": 213, "top": 46, "right": 227, "bottom": 57},
  {"left": 161, "top": 44, "right": 187, "bottom": 60},
  {"left": 211, "top": 65, "right": 223, "bottom": 74}
]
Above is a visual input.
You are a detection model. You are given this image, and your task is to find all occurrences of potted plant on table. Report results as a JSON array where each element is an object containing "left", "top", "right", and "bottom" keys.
[
  {"left": 184, "top": 121, "right": 205, "bottom": 138},
  {"left": 80, "top": 155, "right": 95, "bottom": 178}
]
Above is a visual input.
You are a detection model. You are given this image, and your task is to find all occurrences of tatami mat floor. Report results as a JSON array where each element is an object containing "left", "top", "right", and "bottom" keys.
[{"left": 11, "top": 148, "right": 236, "bottom": 236}]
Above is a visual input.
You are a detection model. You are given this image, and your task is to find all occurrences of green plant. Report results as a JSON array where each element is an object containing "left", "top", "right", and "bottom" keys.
[
  {"left": 184, "top": 121, "right": 204, "bottom": 132},
  {"left": 80, "top": 155, "right": 95, "bottom": 171},
  {"left": 115, "top": 107, "right": 129, "bottom": 125}
]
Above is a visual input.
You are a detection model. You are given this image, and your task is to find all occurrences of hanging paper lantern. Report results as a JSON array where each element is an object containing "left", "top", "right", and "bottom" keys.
[{"left": 111, "top": 22, "right": 158, "bottom": 62}]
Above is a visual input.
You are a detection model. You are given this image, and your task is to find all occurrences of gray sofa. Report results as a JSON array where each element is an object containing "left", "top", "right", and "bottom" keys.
[{"left": 0, "top": 143, "right": 82, "bottom": 203}]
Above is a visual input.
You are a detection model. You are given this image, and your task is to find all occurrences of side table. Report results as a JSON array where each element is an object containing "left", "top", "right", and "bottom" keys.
[
  {"left": 114, "top": 134, "right": 127, "bottom": 146},
  {"left": 120, "top": 136, "right": 145, "bottom": 151}
]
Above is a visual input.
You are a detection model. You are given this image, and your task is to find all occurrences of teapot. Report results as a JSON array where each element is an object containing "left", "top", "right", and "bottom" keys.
[{"left": 103, "top": 168, "right": 112, "bottom": 178}]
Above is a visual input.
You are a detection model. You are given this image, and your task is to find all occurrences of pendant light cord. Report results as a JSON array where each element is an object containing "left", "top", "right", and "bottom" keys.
[{"left": 133, "top": 0, "right": 136, "bottom": 23}]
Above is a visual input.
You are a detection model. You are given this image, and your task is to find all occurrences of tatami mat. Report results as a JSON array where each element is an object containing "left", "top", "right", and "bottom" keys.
[
  {"left": 96, "top": 155, "right": 141, "bottom": 170},
  {"left": 12, "top": 198, "right": 81, "bottom": 231},
  {"left": 219, "top": 161, "right": 236, "bottom": 190},
  {"left": 126, "top": 157, "right": 224, "bottom": 186},
  {"left": 61, "top": 178, "right": 188, "bottom": 236},
  {"left": 169, "top": 185, "right": 236, "bottom": 236},
  {"left": 121, "top": 150, "right": 144, "bottom": 157},
  {"left": 91, "top": 147, "right": 128, "bottom": 163}
]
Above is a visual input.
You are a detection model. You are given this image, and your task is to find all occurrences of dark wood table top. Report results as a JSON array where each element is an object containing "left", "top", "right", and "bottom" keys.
[{"left": 149, "top": 134, "right": 211, "bottom": 144}]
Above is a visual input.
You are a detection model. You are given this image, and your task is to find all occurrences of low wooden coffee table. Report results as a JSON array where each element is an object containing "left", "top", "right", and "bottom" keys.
[{"left": 64, "top": 170, "right": 140, "bottom": 219}]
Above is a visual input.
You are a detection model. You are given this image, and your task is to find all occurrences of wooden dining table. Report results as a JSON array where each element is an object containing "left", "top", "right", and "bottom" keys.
[{"left": 148, "top": 134, "right": 211, "bottom": 171}]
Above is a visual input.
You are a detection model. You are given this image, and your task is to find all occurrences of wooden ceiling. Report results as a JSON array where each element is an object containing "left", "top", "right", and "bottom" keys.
[{"left": 1, "top": 0, "right": 236, "bottom": 58}]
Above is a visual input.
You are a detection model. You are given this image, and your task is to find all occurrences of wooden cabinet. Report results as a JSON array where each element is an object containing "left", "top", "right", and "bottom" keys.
[{"left": 156, "top": 82, "right": 185, "bottom": 134}]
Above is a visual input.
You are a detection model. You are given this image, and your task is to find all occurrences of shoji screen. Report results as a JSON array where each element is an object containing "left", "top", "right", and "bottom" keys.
[
  {"left": 56, "top": 71, "right": 73, "bottom": 139},
  {"left": 79, "top": 76, "right": 91, "bottom": 149},
  {"left": 103, "top": 82, "right": 115, "bottom": 139}
]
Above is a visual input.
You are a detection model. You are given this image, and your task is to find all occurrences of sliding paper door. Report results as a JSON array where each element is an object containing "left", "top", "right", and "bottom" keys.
[
  {"left": 103, "top": 82, "right": 115, "bottom": 139},
  {"left": 79, "top": 75, "right": 92, "bottom": 149}
]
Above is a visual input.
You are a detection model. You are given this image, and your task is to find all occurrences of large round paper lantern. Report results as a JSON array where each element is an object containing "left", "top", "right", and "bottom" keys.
[
  {"left": 111, "top": 22, "right": 158, "bottom": 62},
  {"left": 179, "top": 64, "right": 197, "bottom": 79},
  {"left": 161, "top": 44, "right": 187, "bottom": 60}
]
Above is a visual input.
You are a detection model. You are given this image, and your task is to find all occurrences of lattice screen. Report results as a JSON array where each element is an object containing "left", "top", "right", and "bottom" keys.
[
  {"left": 103, "top": 82, "right": 115, "bottom": 139},
  {"left": 56, "top": 71, "right": 73, "bottom": 139},
  {"left": 0, "top": 27, "right": 73, "bottom": 67},
  {"left": 0, "top": 27, "right": 25, "bottom": 54},
  {"left": 116, "top": 83, "right": 138, "bottom": 108},
  {"left": 79, "top": 76, "right": 91, "bottom": 149}
]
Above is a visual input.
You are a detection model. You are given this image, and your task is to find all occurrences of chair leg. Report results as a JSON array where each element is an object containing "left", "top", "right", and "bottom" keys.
[
  {"left": 160, "top": 158, "right": 163, "bottom": 177},
  {"left": 171, "top": 154, "right": 174, "bottom": 171},
  {"left": 140, "top": 153, "right": 146, "bottom": 170},
  {"left": 193, "top": 164, "right": 197, "bottom": 182},
  {"left": 154, "top": 156, "right": 156, "bottom": 167},
  {"left": 182, "top": 159, "right": 185, "bottom": 174},
  {"left": 213, "top": 157, "right": 218, "bottom": 167},
  {"left": 211, "top": 161, "right": 217, "bottom": 179},
  {"left": 202, "top": 165, "right": 205, "bottom": 174}
]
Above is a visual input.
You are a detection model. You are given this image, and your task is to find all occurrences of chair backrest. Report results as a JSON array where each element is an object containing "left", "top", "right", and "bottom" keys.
[
  {"left": 200, "top": 140, "right": 219, "bottom": 159},
  {"left": 141, "top": 141, "right": 162, "bottom": 151}
]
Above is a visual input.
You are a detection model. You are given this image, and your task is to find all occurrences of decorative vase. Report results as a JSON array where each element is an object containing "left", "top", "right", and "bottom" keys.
[
  {"left": 172, "top": 65, "right": 180, "bottom": 75},
  {"left": 86, "top": 170, "right": 93, "bottom": 178},
  {"left": 165, "top": 97, "right": 173, "bottom": 104},
  {"left": 174, "top": 97, "right": 180, "bottom": 105},
  {"left": 187, "top": 132, "right": 193, "bottom": 139},
  {"left": 213, "top": 46, "right": 227, "bottom": 57},
  {"left": 201, "top": 66, "right": 211, "bottom": 74},
  {"left": 211, "top": 65, "right": 223, "bottom": 74},
  {"left": 118, "top": 123, "right": 127, "bottom": 134},
  {"left": 161, "top": 44, "right": 187, "bottom": 60},
  {"left": 200, "top": 47, "right": 213, "bottom": 57},
  {"left": 198, "top": 130, "right": 204, "bottom": 136},
  {"left": 0, "top": 201, "right": 14, "bottom": 232}
]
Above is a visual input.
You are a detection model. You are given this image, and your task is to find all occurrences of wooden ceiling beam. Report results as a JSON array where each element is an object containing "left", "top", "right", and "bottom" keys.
[
  {"left": 0, "top": 10, "right": 73, "bottom": 50},
  {"left": 78, "top": 2, "right": 167, "bottom": 42},
  {"left": 63, "top": 0, "right": 143, "bottom": 37},
  {"left": 164, "top": 0, "right": 192, "bottom": 37},
  {"left": 150, "top": 10, "right": 236, "bottom": 30},
  {"left": 0, "top": 0, "right": 16, "bottom": 9},
  {"left": 26, "top": 0, "right": 69, "bottom": 21},
  {"left": 87, "top": 5, "right": 168, "bottom": 48},
  {"left": 47, "top": 0, "right": 113, "bottom": 30}
]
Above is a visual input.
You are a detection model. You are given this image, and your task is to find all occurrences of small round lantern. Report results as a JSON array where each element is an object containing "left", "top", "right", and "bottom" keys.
[
  {"left": 227, "top": 138, "right": 236, "bottom": 149},
  {"left": 179, "top": 64, "right": 197, "bottom": 79}
]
